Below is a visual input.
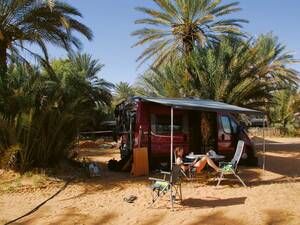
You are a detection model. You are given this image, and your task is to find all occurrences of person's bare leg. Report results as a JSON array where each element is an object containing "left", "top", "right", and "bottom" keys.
[
  {"left": 194, "top": 156, "right": 219, "bottom": 172},
  {"left": 194, "top": 157, "right": 207, "bottom": 173},
  {"left": 206, "top": 156, "right": 220, "bottom": 172}
]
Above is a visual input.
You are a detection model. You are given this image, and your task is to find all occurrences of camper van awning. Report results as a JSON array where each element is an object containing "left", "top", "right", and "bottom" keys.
[{"left": 134, "top": 96, "right": 263, "bottom": 115}]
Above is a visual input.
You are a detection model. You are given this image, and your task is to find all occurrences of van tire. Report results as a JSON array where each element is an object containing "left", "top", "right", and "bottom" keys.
[{"left": 241, "top": 147, "right": 258, "bottom": 167}]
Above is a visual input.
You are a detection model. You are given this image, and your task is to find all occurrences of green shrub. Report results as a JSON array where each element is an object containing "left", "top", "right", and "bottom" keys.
[{"left": 0, "top": 54, "right": 113, "bottom": 172}]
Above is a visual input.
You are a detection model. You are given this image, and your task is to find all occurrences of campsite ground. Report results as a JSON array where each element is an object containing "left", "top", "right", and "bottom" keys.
[{"left": 0, "top": 137, "right": 300, "bottom": 225}]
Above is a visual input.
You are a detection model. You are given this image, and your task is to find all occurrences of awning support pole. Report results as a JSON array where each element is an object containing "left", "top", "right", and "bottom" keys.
[
  {"left": 129, "top": 116, "right": 133, "bottom": 151},
  {"left": 262, "top": 115, "right": 266, "bottom": 172},
  {"left": 77, "top": 129, "right": 80, "bottom": 151},
  {"left": 170, "top": 107, "right": 174, "bottom": 171}
]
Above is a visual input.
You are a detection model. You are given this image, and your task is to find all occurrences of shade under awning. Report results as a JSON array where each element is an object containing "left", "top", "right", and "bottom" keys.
[{"left": 135, "top": 96, "right": 264, "bottom": 115}]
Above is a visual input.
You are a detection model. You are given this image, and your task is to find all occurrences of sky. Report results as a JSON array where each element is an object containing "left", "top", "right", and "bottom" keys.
[{"left": 45, "top": 0, "right": 300, "bottom": 85}]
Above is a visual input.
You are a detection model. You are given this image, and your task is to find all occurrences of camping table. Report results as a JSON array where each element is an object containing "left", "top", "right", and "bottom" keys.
[
  {"left": 185, "top": 154, "right": 225, "bottom": 161},
  {"left": 183, "top": 154, "right": 225, "bottom": 178}
]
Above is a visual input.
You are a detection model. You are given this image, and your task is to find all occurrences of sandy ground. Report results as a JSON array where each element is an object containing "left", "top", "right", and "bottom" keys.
[{"left": 0, "top": 137, "right": 299, "bottom": 225}]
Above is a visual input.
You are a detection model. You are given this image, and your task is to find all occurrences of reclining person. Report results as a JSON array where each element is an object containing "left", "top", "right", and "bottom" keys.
[{"left": 175, "top": 147, "right": 219, "bottom": 173}]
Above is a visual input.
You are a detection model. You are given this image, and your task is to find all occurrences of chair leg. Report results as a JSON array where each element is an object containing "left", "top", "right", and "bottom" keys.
[
  {"left": 174, "top": 185, "right": 179, "bottom": 200},
  {"left": 149, "top": 186, "right": 169, "bottom": 208},
  {"left": 179, "top": 183, "right": 182, "bottom": 202},
  {"left": 181, "top": 170, "right": 190, "bottom": 181},
  {"left": 216, "top": 171, "right": 224, "bottom": 187},
  {"left": 149, "top": 190, "right": 160, "bottom": 208},
  {"left": 170, "top": 186, "right": 174, "bottom": 210},
  {"left": 172, "top": 184, "right": 182, "bottom": 203},
  {"left": 151, "top": 190, "right": 155, "bottom": 202},
  {"left": 233, "top": 171, "right": 247, "bottom": 187}
]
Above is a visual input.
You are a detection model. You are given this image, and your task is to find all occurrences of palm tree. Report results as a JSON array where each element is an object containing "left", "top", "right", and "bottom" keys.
[
  {"left": 68, "top": 53, "right": 113, "bottom": 107},
  {"left": 114, "top": 82, "right": 135, "bottom": 102},
  {"left": 46, "top": 0, "right": 55, "bottom": 9},
  {"left": 138, "top": 34, "right": 299, "bottom": 109},
  {"left": 270, "top": 89, "right": 300, "bottom": 135},
  {"left": 136, "top": 63, "right": 186, "bottom": 97},
  {"left": 0, "top": 0, "right": 93, "bottom": 75},
  {"left": 132, "top": 0, "right": 247, "bottom": 67},
  {"left": 0, "top": 54, "right": 113, "bottom": 171},
  {"left": 188, "top": 34, "right": 299, "bottom": 108}
]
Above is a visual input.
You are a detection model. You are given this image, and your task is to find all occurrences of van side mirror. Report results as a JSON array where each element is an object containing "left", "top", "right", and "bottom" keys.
[
  {"left": 238, "top": 124, "right": 247, "bottom": 133},
  {"left": 239, "top": 121, "right": 246, "bottom": 128}
]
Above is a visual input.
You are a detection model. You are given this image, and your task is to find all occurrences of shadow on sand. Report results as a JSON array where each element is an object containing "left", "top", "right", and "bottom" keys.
[
  {"left": 187, "top": 211, "right": 246, "bottom": 225},
  {"left": 14, "top": 207, "right": 118, "bottom": 225},
  {"left": 205, "top": 167, "right": 300, "bottom": 188},
  {"left": 186, "top": 208, "right": 296, "bottom": 225},
  {"left": 182, "top": 197, "right": 246, "bottom": 208}
]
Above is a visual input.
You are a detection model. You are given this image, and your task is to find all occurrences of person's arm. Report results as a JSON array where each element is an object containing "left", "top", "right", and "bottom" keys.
[{"left": 177, "top": 157, "right": 187, "bottom": 171}]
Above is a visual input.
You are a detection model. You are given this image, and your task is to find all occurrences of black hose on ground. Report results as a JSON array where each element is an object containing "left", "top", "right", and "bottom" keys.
[{"left": 4, "top": 177, "right": 74, "bottom": 225}]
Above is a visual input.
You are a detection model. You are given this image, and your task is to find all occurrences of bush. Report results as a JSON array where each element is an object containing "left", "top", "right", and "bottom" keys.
[{"left": 0, "top": 54, "right": 113, "bottom": 172}]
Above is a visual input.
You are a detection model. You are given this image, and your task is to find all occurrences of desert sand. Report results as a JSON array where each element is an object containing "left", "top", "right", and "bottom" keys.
[{"left": 0, "top": 137, "right": 299, "bottom": 225}]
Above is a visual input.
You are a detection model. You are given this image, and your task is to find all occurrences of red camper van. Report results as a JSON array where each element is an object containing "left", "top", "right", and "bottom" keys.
[{"left": 115, "top": 97, "right": 260, "bottom": 167}]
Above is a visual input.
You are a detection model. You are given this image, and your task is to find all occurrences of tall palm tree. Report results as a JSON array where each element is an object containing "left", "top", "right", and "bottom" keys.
[
  {"left": 138, "top": 34, "right": 299, "bottom": 110},
  {"left": 46, "top": 0, "right": 55, "bottom": 9},
  {"left": 114, "top": 82, "right": 135, "bottom": 102},
  {"left": 44, "top": 53, "right": 113, "bottom": 119},
  {"left": 136, "top": 63, "right": 186, "bottom": 97},
  {"left": 132, "top": 0, "right": 247, "bottom": 67},
  {"left": 0, "top": 0, "right": 93, "bottom": 75}
]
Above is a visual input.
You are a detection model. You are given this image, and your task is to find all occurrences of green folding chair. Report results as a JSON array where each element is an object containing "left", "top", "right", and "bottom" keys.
[
  {"left": 149, "top": 165, "right": 182, "bottom": 210},
  {"left": 216, "top": 140, "right": 247, "bottom": 187}
]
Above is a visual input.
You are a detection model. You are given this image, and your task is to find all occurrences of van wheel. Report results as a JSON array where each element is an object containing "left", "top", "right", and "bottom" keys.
[{"left": 241, "top": 148, "right": 258, "bottom": 167}]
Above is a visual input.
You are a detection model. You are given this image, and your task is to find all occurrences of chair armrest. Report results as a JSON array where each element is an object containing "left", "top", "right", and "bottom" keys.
[
  {"left": 149, "top": 177, "right": 166, "bottom": 182},
  {"left": 160, "top": 171, "right": 171, "bottom": 175},
  {"left": 219, "top": 162, "right": 235, "bottom": 173},
  {"left": 218, "top": 161, "right": 227, "bottom": 167}
]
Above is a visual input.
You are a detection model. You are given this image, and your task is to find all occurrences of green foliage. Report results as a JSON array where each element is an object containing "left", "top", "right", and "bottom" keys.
[
  {"left": 0, "top": 54, "right": 112, "bottom": 171},
  {"left": 270, "top": 89, "right": 300, "bottom": 135},
  {"left": 0, "top": 0, "right": 93, "bottom": 74},
  {"left": 132, "top": 0, "right": 247, "bottom": 67},
  {"left": 114, "top": 82, "right": 136, "bottom": 103},
  {"left": 137, "top": 34, "right": 299, "bottom": 110},
  {"left": 136, "top": 63, "right": 187, "bottom": 98}
]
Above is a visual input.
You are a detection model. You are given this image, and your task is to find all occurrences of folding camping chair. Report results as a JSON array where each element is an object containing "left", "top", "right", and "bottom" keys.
[
  {"left": 173, "top": 152, "right": 190, "bottom": 181},
  {"left": 216, "top": 140, "right": 247, "bottom": 187},
  {"left": 149, "top": 165, "right": 182, "bottom": 210}
]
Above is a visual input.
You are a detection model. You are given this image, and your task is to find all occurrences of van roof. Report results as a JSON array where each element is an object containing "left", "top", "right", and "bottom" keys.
[{"left": 132, "top": 96, "right": 264, "bottom": 115}]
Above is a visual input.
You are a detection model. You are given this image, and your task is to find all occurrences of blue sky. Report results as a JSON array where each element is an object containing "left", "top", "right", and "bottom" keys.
[{"left": 47, "top": 0, "right": 300, "bottom": 84}]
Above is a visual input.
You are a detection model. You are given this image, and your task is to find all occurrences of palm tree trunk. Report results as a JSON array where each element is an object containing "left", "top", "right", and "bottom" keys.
[
  {"left": 0, "top": 41, "right": 8, "bottom": 76},
  {"left": 183, "top": 40, "right": 201, "bottom": 96}
]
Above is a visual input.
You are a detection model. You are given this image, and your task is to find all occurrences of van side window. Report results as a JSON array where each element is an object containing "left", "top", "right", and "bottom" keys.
[
  {"left": 150, "top": 114, "right": 156, "bottom": 133},
  {"left": 221, "top": 116, "right": 232, "bottom": 134},
  {"left": 151, "top": 114, "right": 183, "bottom": 134},
  {"left": 230, "top": 118, "right": 238, "bottom": 134}
]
